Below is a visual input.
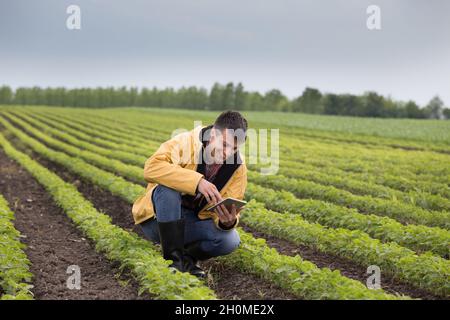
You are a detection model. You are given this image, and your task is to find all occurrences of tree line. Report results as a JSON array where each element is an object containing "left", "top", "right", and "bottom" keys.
[{"left": 0, "top": 83, "right": 448, "bottom": 119}]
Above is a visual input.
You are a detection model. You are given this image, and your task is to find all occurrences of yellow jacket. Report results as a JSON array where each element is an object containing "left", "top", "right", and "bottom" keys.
[{"left": 132, "top": 124, "right": 247, "bottom": 230}]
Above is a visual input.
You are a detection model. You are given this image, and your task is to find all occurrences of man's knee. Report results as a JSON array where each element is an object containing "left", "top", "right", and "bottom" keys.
[
  {"left": 153, "top": 185, "right": 181, "bottom": 204},
  {"left": 211, "top": 230, "right": 241, "bottom": 256},
  {"left": 152, "top": 185, "right": 182, "bottom": 222},
  {"left": 140, "top": 218, "right": 160, "bottom": 244}
]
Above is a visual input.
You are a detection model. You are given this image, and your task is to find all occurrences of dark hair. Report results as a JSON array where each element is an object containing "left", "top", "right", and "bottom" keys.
[{"left": 213, "top": 110, "right": 248, "bottom": 132}]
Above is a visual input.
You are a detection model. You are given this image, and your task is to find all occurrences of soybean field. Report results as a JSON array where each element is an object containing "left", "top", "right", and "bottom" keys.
[{"left": 0, "top": 105, "right": 449, "bottom": 300}]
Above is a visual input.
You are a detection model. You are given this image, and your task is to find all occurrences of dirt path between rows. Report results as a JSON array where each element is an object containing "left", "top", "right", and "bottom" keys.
[{"left": 0, "top": 149, "right": 151, "bottom": 300}]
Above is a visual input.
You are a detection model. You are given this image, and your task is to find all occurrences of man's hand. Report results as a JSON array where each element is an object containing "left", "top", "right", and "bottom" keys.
[
  {"left": 197, "top": 178, "right": 222, "bottom": 204},
  {"left": 215, "top": 204, "right": 244, "bottom": 228}
]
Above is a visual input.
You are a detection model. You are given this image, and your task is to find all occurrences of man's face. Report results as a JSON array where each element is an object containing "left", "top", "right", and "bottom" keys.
[{"left": 208, "top": 128, "right": 242, "bottom": 162}]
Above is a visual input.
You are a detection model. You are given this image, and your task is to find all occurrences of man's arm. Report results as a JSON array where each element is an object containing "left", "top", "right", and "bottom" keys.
[{"left": 144, "top": 132, "right": 204, "bottom": 196}]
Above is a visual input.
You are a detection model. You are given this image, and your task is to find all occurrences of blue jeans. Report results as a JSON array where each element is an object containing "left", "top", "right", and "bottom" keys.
[{"left": 139, "top": 185, "right": 241, "bottom": 259}]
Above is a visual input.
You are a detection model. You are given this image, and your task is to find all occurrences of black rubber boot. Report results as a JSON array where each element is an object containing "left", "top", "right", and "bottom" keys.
[
  {"left": 157, "top": 219, "right": 187, "bottom": 272},
  {"left": 185, "top": 241, "right": 213, "bottom": 261},
  {"left": 184, "top": 241, "right": 212, "bottom": 278},
  {"left": 183, "top": 254, "right": 206, "bottom": 279}
]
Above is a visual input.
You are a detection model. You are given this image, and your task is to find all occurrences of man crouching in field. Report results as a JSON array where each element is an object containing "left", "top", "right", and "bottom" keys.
[{"left": 132, "top": 111, "right": 248, "bottom": 278}]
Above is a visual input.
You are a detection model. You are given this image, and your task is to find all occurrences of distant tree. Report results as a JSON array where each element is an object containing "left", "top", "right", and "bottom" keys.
[
  {"left": 193, "top": 87, "right": 209, "bottom": 109},
  {"left": 279, "top": 99, "right": 292, "bottom": 112},
  {"left": 404, "top": 101, "right": 425, "bottom": 119},
  {"left": 244, "top": 92, "right": 263, "bottom": 111},
  {"left": 160, "top": 88, "right": 175, "bottom": 108},
  {"left": 179, "top": 86, "right": 208, "bottom": 109},
  {"left": 234, "top": 82, "right": 246, "bottom": 110},
  {"left": 424, "top": 96, "right": 444, "bottom": 119},
  {"left": 0, "top": 86, "right": 13, "bottom": 104},
  {"left": 209, "top": 83, "right": 224, "bottom": 110},
  {"left": 443, "top": 108, "right": 450, "bottom": 120},
  {"left": 5, "top": 83, "right": 442, "bottom": 119},
  {"left": 129, "top": 87, "right": 138, "bottom": 106},
  {"left": 322, "top": 94, "right": 341, "bottom": 115},
  {"left": 137, "top": 88, "right": 151, "bottom": 106},
  {"left": 317, "top": 93, "right": 362, "bottom": 116},
  {"left": 362, "top": 91, "right": 384, "bottom": 117},
  {"left": 263, "top": 89, "right": 288, "bottom": 111},
  {"left": 381, "top": 97, "right": 400, "bottom": 118},
  {"left": 222, "top": 82, "right": 235, "bottom": 109},
  {"left": 291, "top": 95, "right": 302, "bottom": 112},
  {"left": 298, "top": 87, "right": 323, "bottom": 114},
  {"left": 14, "top": 87, "right": 31, "bottom": 105},
  {"left": 338, "top": 94, "right": 361, "bottom": 116}
]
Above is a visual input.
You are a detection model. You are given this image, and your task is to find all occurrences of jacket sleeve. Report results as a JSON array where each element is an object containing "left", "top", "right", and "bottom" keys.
[
  {"left": 213, "top": 164, "right": 248, "bottom": 231},
  {"left": 143, "top": 131, "right": 204, "bottom": 195}
]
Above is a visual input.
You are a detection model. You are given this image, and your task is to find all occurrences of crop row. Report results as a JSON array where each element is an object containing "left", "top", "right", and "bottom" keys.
[
  {"left": 278, "top": 155, "right": 450, "bottom": 198},
  {"left": 11, "top": 110, "right": 450, "bottom": 221},
  {"left": 25, "top": 109, "right": 153, "bottom": 155},
  {"left": 0, "top": 119, "right": 399, "bottom": 299},
  {"left": 13, "top": 110, "right": 449, "bottom": 231},
  {"left": 2, "top": 115, "right": 448, "bottom": 297},
  {"left": 42, "top": 109, "right": 170, "bottom": 143},
  {"left": 280, "top": 136, "right": 450, "bottom": 181},
  {"left": 240, "top": 201, "right": 449, "bottom": 297},
  {"left": 2, "top": 112, "right": 146, "bottom": 184},
  {"left": 0, "top": 195, "right": 33, "bottom": 300},
  {"left": 247, "top": 171, "right": 449, "bottom": 229},
  {"left": 57, "top": 106, "right": 450, "bottom": 181},
  {"left": 285, "top": 127, "right": 450, "bottom": 155},
  {"left": 242, "top": 109, "right": 450, "bottom": 154},
  {"left": 26, "top": 110, "right": 156, "bottom": 157},
  {"left": 249, "top": 162, "right": 450, "bottom": 212},
  {"left": 25, "top": 109, "right": 162, "bottom": 154},
  {"left": 27, "top": 106, "right": 439, "bottom": 170},
  {"left": 27, "top": 108, "right": 450, "bottom": 197},
  {"left": 21, "top": 107, "right": 450, "bottom": 196},
  {"left": 4, "top": 112, "right": 449, "bottom": 257},
  {"left": 33, "top": 109, "right": 168, "bottom": 146},
  {"left": 262, "top": 158, "right": 450, "bottom": 204},
  {"left": 12, "top": 111, "right": 150, "bottom": 166},
  {"left": 245, "top": 183, "right": 450, "bottom": 258},
  {"left": 42, "top": 106, "right": 450, "bottom": 154}
]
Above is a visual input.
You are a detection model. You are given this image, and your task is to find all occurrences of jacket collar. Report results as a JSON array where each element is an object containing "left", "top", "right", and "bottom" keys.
[{"left": 199, "top": 124, "right": 214, "bottom": 149}]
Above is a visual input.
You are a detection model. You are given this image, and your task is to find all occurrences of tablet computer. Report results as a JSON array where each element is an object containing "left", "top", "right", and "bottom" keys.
[{"left": 206, "top": 197, "right": 247, "bottom": 212}]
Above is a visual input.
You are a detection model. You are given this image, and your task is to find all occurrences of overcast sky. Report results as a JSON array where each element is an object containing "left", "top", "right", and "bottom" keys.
[{"left": 0, "top": 0, "right": 449, "bottom": 106}]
